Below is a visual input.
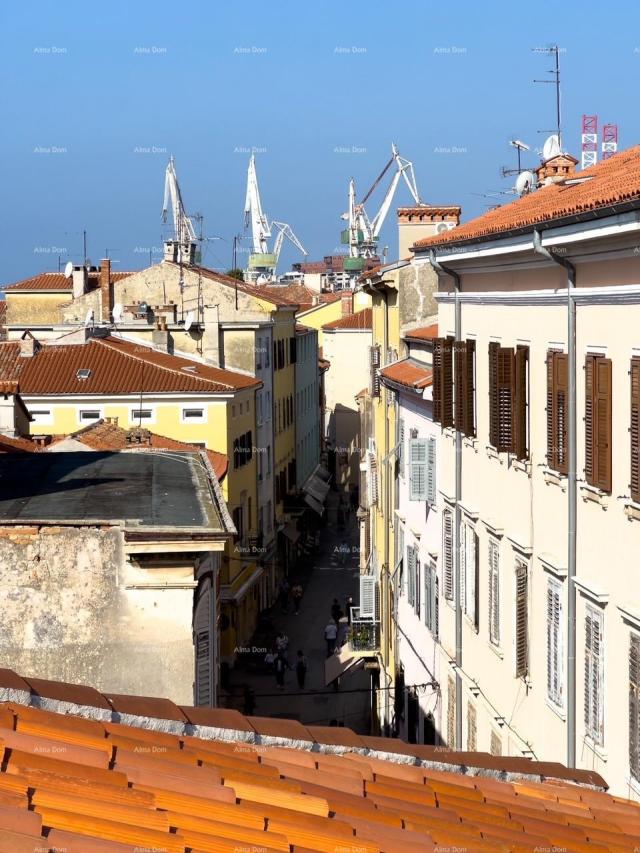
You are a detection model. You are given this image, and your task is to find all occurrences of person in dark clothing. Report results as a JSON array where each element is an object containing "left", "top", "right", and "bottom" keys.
[
  {"left": 274, "top": 653, "right": 289, "bottom": 690},
  {"left": 295, "top": 650, "right": 307, "bottom": 689},
  {"left": 331, "top": 598, "right": 341, "bottom": 623},
  {"left": 242, "top": 685, "right": 256, "bottom": 715},
  {"left": 291, "top": 583, "right": 303, "bottom": 615}
]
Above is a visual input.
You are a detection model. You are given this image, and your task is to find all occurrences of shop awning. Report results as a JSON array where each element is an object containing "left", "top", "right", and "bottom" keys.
[
  {"left": 220, "top": 565, "right": 263, "bottom": 604},
  {"left": 282, "top": 522, "right": 301, "bottom": 544},
  {"left": 324, "top": 648, "right": 365, "bottom": 686},
  {"left": 313, "top": 463, "right": 331, "bottom": 482},
  {"left": 304, "top": 493, "right": 325, "bottom": 516},
  {"left": 304, "top": 475, "right": 330, "bottom": 503}
]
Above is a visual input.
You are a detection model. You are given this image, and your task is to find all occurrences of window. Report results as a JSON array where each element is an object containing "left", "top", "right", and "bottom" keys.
[
  {"left": 182, "top": 407, "right": 205, "bottom": 422},
  {"left": 397, "top": 417, "right": 405, "bottom": 479},
  {"left": 443, "top": 509, "right": 454, "bottom": 600},
  {"left": 630, "top": 634, "right": 640, "bottom": 781},
  {"left": 266, "top": 390, "right": 271, "bottom": 421},
  {"left": 547, "top": 578, "right": 564, "bottom": 707},
  {"left": 584, "top": 606, "right": 604, "bottom": 745},
  {"left": 433, "top": 337, "right": 454, "bottom": 426},
  {"left": 369, "top": 345, "right": 381, "bottom": 397},
  {"left": 467, "top": 702, "right": 477, "bottom": 751},
  {"left": 424, "top": 560, "right": 439, "bottom": 638},
  {"left": 256, "top": 337, "right": 262, "bottom": 369},
  {"left": 461, "top": 522, "right": 479, "bottom": 630},
  {"left": 232, "top": 506, "right": 244, "bottom": 543},
  {"left": 258, "top": 506, "right": 264, "bottom": 535},
  {"left": 408, "top": 436, "right": 436, "bottom": 504},
  {"left": 395, "top": 525, "right": 404, "bottom": 590},
  {"left": 232, "top": 405, "right": 236, "bottom": 417},
  {"left": 631, "top": 359, "right": 640, "bottom": 503},
  {"left": 447, "top": 676, "right": 456, "bottom": 748},
  {"left": 289, "top": 336, "right": 297, "bottom": 364},
  {"left": 233, "top": 431, "right": 253, "bottom": 468},
  {"left": 79, "top": 409, "right": 101, "bottom": 422},
  {"left": 273, "top": 340, "right": 278, "bottom": 370},
  {"left": 490, "top": 730, "right": 502, "bottom": 756},
  {"left": 488, "top": 343, "right": 529, "bottom": 457},
  {"left": 454, "top": 339, "right": 476, "bottom": 437},
  {"left": 488, "top": 538, "right": 500, "bottom": 646},
  {"left": 407, "top": 545, "right": 416, "bottom": 606},
  {"left": 546, "top": 350, "right": 568, "bottom": 474},
  {"left": 265, "top": 339, "right": 270, "bottom": 368},
  {"left": 258, "top": 452, "right": 263, "bottom": 481},
  {"left": 131, "top": 409, "right": 153, "bottom": 423},
  {"left": 266, "top": 445, "right": 271, "bottom": 475},
  {"left": 515, "top": 560, "right": 529, "bottom": 678},
  {"left": 257, "top": 393, "right": 263, "bottom": 426},
  {"left": 29, "top": 409, "right": 53, "bottom": 425},
  {"left": 585, "top": 354, "right": 612, "bottom": 492}
]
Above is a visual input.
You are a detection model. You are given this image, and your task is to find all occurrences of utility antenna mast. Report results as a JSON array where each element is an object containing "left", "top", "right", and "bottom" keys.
[
  {"left": 533, "top": 45, "right": 563, "bottom": 151},
  {"left": 601, "top": 123, "right": 619, "bottom": 160},
  {"left": 162, "top": 156, "right": 197, "bottom": 265},
  {"left": 581, "top": 115, "right": 598, "bottom": 169}
]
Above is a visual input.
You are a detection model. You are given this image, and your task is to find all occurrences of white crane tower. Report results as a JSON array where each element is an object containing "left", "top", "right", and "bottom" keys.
[
  {"left": 341, "top": 143, "right": 422, "bottom": 274},
  {"left": 243, "top": 154, "right": 307, "bottom": 283},
  {"left": 162, "top": 156, "right": 198, "bottom": 264}
]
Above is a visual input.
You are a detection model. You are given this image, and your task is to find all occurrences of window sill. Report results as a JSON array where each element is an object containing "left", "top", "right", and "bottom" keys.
[
  {"left": 486, "top": 640, "right": 504, "bottom": 660},
  {"left": 464, "top": 614, "right": 479, "bottom": 634},
  {"left": 580, "top": 483, "right": 610, "bottom": 510},
  {"left": 545, "top": 698, "right": 566, "bottom": 722},
  {"left": 583, "top": 736, "right": 607, "bottom": 763},
  {"left": 485, "top": 445, "right": 502, "bottom": 463},
  {"left": 462, "top": 436, "right": 479, "bottom": 453},
  {"left": 543, "top": 468, "right": 567, "bottom": 491},
  {"left": 509, "top": 456, "right": 532, "bottom": 476},
  {"left": 443, "top": 427, "right": 455, "bottom": 440},
  {"left": 624, "top": 500, "right": 640, "bottom": 522}
]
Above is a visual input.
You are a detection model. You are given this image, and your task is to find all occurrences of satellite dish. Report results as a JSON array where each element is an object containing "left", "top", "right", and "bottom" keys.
[
  {"left": 64, "top": 261, "right": 73, "bottom": 279},
  {"left": 542, "top": 134, "right": 561, "bottom": 161},
  {"left": 84, "top": 309, "right": 94, "bottom": 327},
  {"left": 138, "top": 301, "right": 149, "bottom": 314},
  {"left": 184, "top": 310, "right": 194, "bottom": 331},
  {"left": 112, "top": 303, "right": 123, "bottom": 323},
  {"left": 515, "top": 170, "right": 536, "bottom": 196}
]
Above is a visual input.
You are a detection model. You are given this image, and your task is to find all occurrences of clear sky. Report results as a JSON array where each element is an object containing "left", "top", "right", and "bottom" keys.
[{"left": 1, "top": 0, "right": 639, "bottom": 283}]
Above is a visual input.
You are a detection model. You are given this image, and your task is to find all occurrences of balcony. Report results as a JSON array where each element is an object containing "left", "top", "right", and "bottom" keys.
[{"left": 348, "top": 608, "right": 380, "bottom": 654}]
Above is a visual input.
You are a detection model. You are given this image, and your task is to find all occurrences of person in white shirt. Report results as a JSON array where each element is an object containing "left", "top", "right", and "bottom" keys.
[{"left": 324, "top": 621, "right": 338, "bottom": 657}]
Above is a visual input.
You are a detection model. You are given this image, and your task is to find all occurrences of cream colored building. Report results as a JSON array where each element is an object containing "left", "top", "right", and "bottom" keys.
[{"left": 412, "top": 146, "right": 640, "bottom": 798}]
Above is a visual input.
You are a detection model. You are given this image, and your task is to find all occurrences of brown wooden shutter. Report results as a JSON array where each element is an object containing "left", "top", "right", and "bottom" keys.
[
  {"left": 515, "top": 561, "right": 528, "bottom": 678},
  {"left": 489, "top": 342, "right": 499, "bottom": 447},
  {"left": 631, "top": 358, "right": 640, "bottom": 502},
  {"left": 496, "top": 347, "right": 515, "bottom": 452},
  {"left": 555, "top": 353, "right": 569, "bottom": 475},
  {"left": 514, "top": 346, "right": 529, "bottom": 460},
  {"left": 585, "top": 354, "right": 595, "bottom": 483},
  {"left": 454, "top": 340, "right": 464, "bottom": 432},
  {"left": 464, "top": 340, "right": 476, "bottom": 437},
  {"left": 546, "top": 350, "right": 557, "bottom": 469},
  {"left": 433, "top": 338, "right": 443, "bottom": 423},
  {"left": 630, "top": 634, "right": 640, "bottom": 781},
  {"left": 442, "top": 338, "right": 454, "bottom": 428},
  {"left": 595, "top": 358, "right": 612, "bottom": 492}
]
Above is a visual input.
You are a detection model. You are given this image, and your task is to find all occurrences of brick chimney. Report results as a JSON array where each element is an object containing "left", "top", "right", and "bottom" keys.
[
  {"left": 535, "top": 153, "right": 579, "bottom": 186},
  {"left": 99, "top": 259, "right": 112, "bottom": 322},
  {"left": 341, "top": 291, "right": 353, "bottom": 317}
]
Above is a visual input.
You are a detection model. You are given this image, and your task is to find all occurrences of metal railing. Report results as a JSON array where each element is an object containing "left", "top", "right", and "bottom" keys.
[{"left": 349, "top": 608, "right": 380, "bottom": 652}]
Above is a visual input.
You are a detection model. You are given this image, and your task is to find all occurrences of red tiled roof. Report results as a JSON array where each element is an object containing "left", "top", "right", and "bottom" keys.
[
  {"left": 0, "top": 434, "right": 36, "bottom": 453},
  {"left": 323, "top": 308, "right": 372, "bottom": 331},
  {"left": 0, "top": 670, "right": 634, "bottom": 852},
  {"left": 3, "top": 271, "right": 133, "bottom": 292},
  {"left": 0, "top": 337, "right": 259, "bottom": 395},
  {"left": 413, "top": 145, "right": 640, "bottom": 250},
  {"left": 405, "top": 323, "right": 438, "bottom": 341},
  {"left": 179, "top": 264, "right": 301, "bottom": 308},
  {"left": 379, "top": 358, "right": 432, "bottom": 391}
]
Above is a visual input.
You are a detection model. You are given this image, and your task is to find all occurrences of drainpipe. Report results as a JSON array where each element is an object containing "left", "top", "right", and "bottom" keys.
[
  {"left": 381, "top": 286, "right": 392, "bottom": 733},
  {"left": 532, "top": 229, "right": 577, "bottom": 769},
  {"left": 429, "top": 250, "right": 463, "bottom": 750}
]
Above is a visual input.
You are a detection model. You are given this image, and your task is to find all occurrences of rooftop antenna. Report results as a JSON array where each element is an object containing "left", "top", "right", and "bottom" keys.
[
  {"left": 533, "top": 45, "right": 563, "bottom": 152},
  {"left": 501, "top": 139, "right": 531, "bottom": 177},
  {"left": 83, "top": 230, "right": 88, "bottom": 267}
]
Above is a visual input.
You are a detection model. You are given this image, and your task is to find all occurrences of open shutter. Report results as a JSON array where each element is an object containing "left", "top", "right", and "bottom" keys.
[
  {"left": 459, "top": 523, "right": 467, "bottom": 615},
  {"left": 488, "top": 539, "right": 500, "bottom": 645},
  {"left": 467, "top": 527, "right": 477, "bottom": 629},
  {"left": 547, "top": 580, "right": 563, "bottom": 705},
  {"left": 426, "top": 436, "right": 437, "bottom": 504},
  {"left": 584, "top": 611, "right": 593, "bottom": 736},
  {"left": 369, "top": 345, "right": 381, "bottom": 397},
  {"left": 442, "top": 338, "right": 454, "bottom": 427},
  {"left": 434, "top": 573, "right": 440, "bottom": 638},
  {"left": 546, "top": 350, "right": 557, "bottom": 469},
  {"left": 407, "top": 546, "right": 415, "bottom": 605},
  {"left": 194, "top": 578, "right": 214, "bottom": 707},
  {"left": 630, "top": 634, "right": 640, "bottom": 781},
  {"left": 595, "top": 358, "right": 612, "bottom": 492},
  {"left": 414, "top": 556, "right": 421, "bottom": 616},
  {"left": 443, "top": 510, "right": 454, "bottom": 600},
  {"left": 514, "top": 346, "right": 529, "bottom": 460},
  {"left": 447, "top": 677, "right": 456, "bottom": 748},
  {"left": 515, "top": 561, "right": 528, "bottom": 678},
  {"left": 497, "top": 347, "right": 515, "bottom": 452},
  {"left": 433, "top": 338, "right": 443, "bottom": 423},
  {"left": 555, "top": 353, "right": 568, "bottom": 474},
  {"left": 359, "top": 575, "right": 376, "bottom": 618},
  {"left": 467, "top": 703, "right": 477, "bottom": 751},
  {"left": 631, "top": 359, "right": 640, "bottom": 503},
  {"left": 489, "top": 342, "right": 499, "bottom": 447},
  {"left": 585, "top": 355, "right": 595, "bottom": 484},
  {"left": 409, "top": 438, "right": 428, "bottom": 501},
  {"left": 465, "top": 339, "right": 476, "bottom": 437},
  {"left": 424, "top": 560, "right": 432, "bottom": 629},
  {"left": 454, "top": 340, "right": 465, "bottom": 432},
  {"left": 398, "top": 418, "right": 405, "bottom": 479}
]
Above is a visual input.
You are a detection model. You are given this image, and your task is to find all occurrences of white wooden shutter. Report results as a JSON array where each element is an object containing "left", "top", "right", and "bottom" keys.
[
  {"left": 443, "top": 510, "right": 454, "bottom": 600},
  {"left": 409, "top": 438, "right": 428, "bottom": 501},
  {"left": 426, "top": 436, "right": 437, "bottom": 504},
  {"left": 488, "top": 539, "right": 500, "bottom": 646},
  {"left": 434, "top": 573, "right": 440, "bottom": 638},
  {"left": 468, "top": 528, "right": 477, "bottom": 629},
  {"left": 398, "top": 418, "right": 405, "bottom": 479},
  {"left": 459, "top": 523, "right": 467, "bottom": 615},
  {"left": 414, "top": 556, "right": 421, "bottom": 616},
  {"left": 407, "top": 546, "right": 415, "bottom": 606},
  {"left": 467, "top": 702, "right": 477, "bottom": 751},
  {"left": 447, "top": 677, "right": 456, "bottom": 748},
  {"left": 424, "top": 562, "right": 432, "bottom": 630},
  {"left": 359, "top": 576, "right": 376, "bottom": 618},
  {"left": 515, "top": 561, "right": 529, "bottom": 678},
  {"left": 194, "top": 578, "right": 214, "bottom": 707},
  {"left": 585, "top": 607, "right": 604, "bottom": 745},
  {"left": 630, "top": 634, "right": 640, "bottom": 781},
  {"left": 547, "top": 579, "right": 563, "bottom": 706}
]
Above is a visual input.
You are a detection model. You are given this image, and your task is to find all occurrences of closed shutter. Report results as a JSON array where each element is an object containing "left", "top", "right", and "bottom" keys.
[
  {"left": 515, "top": 561, "right": 528, "bottom": 678},
  {"left": 630, "top": 634, "right": 640, "bottom": 781},
  {"left": 488, "top": 539, "right": 500, "bottom": 646},
  {"left": 442, "top": 338, "right": 454, "bottom": 427},
  {"left": 414, "top": 555, "right": 421, "bottom": 616},
  {"left": 447, "top": 677, "right": 456, "bottom": 748},
  {"left": 467, "top": 702, "right": 477, "bottom": 751},
  {"left": 490, "top": 730, "right": 502, "bottom": 756},
  {"left": 424, "top": 560, "right": 432, "bottom": 630},
  {"left": 443, "top": 510, "right": 454, "bottom": 600},
  {"left": 595, "top": 358, "right": 612, "bottom": 491},
  {"left": 369, "top": 345, "right": 381, "bottom": 397},
  {"left": 514, "top": 346, "right": 529, "bottom": 460},
  {"left": 407, "top": 545, "right": 415, "bottom": 606},
  {"left": 555, "top": 353, "right": 569, "bottom": 474},
  {"left": 631, "top": 359, "right": 640, "bottom": 503},
  {"left": 360, "top": 576, "right": 376, "bottom": 617},
  {"left": 434, "top": 573, "right": 440, "bottom": 639},
  {"left": 433, "top": 338, "right": 443, "bottom": 423},
  {"left": 194, "top": 578, "right": 214, "bottom": 707},
  {"left": 546, "top": 350, "right": 557, "bottom": 469},
  {"left": 398, "top": 417, "right": 405, "bottom": 479},
  {"left": 585, "top": 607, "right": 604, "bottom": 745},
  {"left": 547, "top": 580, "right": 563, "bottom": 706},
  {"left": 497, "top": 347, "right": 515, "bottom": 452},
  {"left": 459, "top": 522, "right": 467, "bottom": 616},
  {"left": 409, "top": 438, "right": 428, "bottom": 501},
  {"left": 426, "top": 436, "right": 437, "bottom": 504},
  {"left": 489, "top": 342, "right": 499, "bottom": 447}
]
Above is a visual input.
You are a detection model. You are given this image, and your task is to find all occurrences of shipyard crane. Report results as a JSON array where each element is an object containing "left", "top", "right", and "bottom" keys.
[
  {"left": 341, "top": 143, "right": 422, "bottom": 270},
  {"left": 243, "top": 154, "right": 306, "bottom": 282},
  {"left": 162, "top": 157, "right": 197, "bottom": 249}
]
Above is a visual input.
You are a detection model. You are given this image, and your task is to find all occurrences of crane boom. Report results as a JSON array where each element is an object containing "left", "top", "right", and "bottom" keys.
[
  {"left": 162, "top": 157, "right": 197, "bottom": 245},
  {"left": 271, "top": 221, "right": 307, "bottom": 261},
  {"left": 244, "top": 154, "right": 271, "bottom": 254}
]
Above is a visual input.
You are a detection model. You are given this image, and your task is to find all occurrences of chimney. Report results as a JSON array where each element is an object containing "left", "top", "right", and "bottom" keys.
[
  {"left": 152, "top": 319, "right": 170, "bottom": 353},
  {"left": 99, "top": 258, "right": 112, "bottom": 322},
  {"left": 397, "top": 205, "right": 461, "bottom": 258},
  {"left": 535, "top": 153, "right": 579, "bottom": 186},
  {"left": 19, "top": 335, "right": 38, "bottom": 358},
  {"left": 341, "top": 291, "right": 353, "bottom": 317},
  {"left": 72, "top": 265, "right": 88, "bottom": 299}
]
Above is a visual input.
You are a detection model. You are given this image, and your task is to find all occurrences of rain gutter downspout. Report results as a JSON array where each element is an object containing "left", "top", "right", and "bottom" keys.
[
  {"left": 429, "top": 249, "right": 463, "bottom": 750},
  {"left": 532, "top": 228, "right": 577, "bottom": 769}
]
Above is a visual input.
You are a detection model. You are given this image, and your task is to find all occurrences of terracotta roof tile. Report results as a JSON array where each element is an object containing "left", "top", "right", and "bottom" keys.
[
  {"left": 3, "top": 271, "right": 133, "bottom": 292},
  {"left": 22, "top": 676, "right": 112, "bottom": 710},
  {"left": 181, "top": 264, "right": 301, "bottom": 308},
  {"left": 104, "top": 693, "right": 188, "bottom": 722},
  {"left": 414, "top": 145, "right": 640, "bottom": 250},
  {"left": 179, "top": 705, "right": 254, "bottom": 731},
  {"left": 322, "top": 307, "right": 373, "bottom": 330},
  {"left": 404, "top": 323, "right": 438, "bottom": 341},
  {"left": 379, "top": 357, "right": 433, "bottom": 391}
]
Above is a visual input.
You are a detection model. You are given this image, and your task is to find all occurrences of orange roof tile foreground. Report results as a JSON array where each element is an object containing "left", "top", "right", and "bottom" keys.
[
  {"left": 3, "top": 271, "right": 133, "bottom": 292},
  {"left": 404, "top": 323, "right": 438, "bottom": 341},
  {"left": 413, "top": 145, "right": 640, "bottom": 250},
  {"left": 0, "top": 336, "right": 259, "bottom": 396},
  {"left": 323, "top": 308, "right": 372, "bottom": 331},
  {"left": 379, "top": 359, "right": 433, "bottom": 392},
  {"left": 0, "top": 670, "right": 637, "bottom": 852}
]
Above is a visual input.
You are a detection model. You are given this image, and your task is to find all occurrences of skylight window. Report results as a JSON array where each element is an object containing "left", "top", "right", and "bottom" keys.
[{"left": 76, "top": 368, "right": 92, "bottom": 380}]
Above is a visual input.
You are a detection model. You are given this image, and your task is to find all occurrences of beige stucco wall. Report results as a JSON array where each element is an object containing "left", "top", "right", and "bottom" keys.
[{"left": 6, "top": 291, "right": 74, "bottom": 327}]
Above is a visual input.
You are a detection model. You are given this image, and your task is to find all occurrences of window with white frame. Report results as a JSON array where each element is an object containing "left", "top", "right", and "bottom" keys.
[
  {"left": 443, "top": 509, "right": 454, "bottom": 600},
  {"left": 515, "top": 560, "right": 529, "bottom": 679},
  {"left": 460, "top": 521, "right": 478, "bottom": 629},
  {"left": 29, "top": 409, "right": 53, "bottom": 426},
  {"left": 130, "top": 408, "right": 154, "bottom": 424},
  {"left": 407, "top": 545, "right": 416, "bottom": 606},
  {"left": 488, "top": 537, "right": 500, "bottom": 646},
  {"left": 78, "top": 409, "right": 102, "bottom": 423},
  {"left": 630, "top": 633, "right": 640, "bottom": 781},
  {"left": 424, "top": 559, "right": 439, "bottom": 638},
  {"left": 584, "top": 606, "right": 604, "bottom": 745},
  {"left": 181, "top": 407, "right": 205, "bottom": 422},
  {"left": 547, "top": 578, "right": 564, "bottom": 707}
]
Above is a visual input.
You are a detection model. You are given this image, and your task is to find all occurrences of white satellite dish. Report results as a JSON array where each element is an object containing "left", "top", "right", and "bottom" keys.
[
  {"left": 84, "top": 308, "right": 94, "bottom": 327},
  {"left": 112, "top": 303, "right": 123, "bottom": 323},
  {"left": 64, "top": 261, "right": 73, "bottom": 279},
  {"left": 184, "top": 310, "right": 194, "bottom": 332},
  {"left": 542, "top": 134, "right": 561, "bottom": 161},
  {"left": 515, "top": 170, "right": 536, "bottom": 196}
]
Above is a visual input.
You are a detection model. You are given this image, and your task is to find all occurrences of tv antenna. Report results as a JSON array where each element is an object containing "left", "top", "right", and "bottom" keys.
[
  {"left": 533, "top": 45, "right": 563, "bottom": 151},
  {"left": 501, "top": 139, "right": 531, "bottom": 177}
]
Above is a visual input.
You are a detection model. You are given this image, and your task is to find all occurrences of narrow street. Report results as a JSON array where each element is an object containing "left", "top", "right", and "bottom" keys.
[{"left": 225, "top": 492, "right": 371, "bottom": 732}]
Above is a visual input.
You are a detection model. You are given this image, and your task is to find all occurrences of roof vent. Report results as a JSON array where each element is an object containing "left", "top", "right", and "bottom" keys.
[
  {"left": 181, "top": 365, "right": 197, "bottom": 373},
  {"left": 76, "top": 368, "right": 92, "bottom": 380}
]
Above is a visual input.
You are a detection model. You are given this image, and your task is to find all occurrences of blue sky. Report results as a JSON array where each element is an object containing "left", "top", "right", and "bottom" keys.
[{"left": 1, "top": 0, "right": 639, "bottom": 283}]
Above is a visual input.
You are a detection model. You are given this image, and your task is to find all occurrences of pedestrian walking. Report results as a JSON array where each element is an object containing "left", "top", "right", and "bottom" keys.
[
  {"left": 340, "top": 540, "right": 349, "bottom": 566},
  {"left": 291, "top": 583, "right": 303, "bottom": 615},
  {"left": 264, "top": 650, "right": 276, "bottom": 672},
  {"left": 324, "top": 621, "right": 338, "bottom": 657},
  {"left": 345, "top": 595, "right": 354, "bottom": 625},
  {"left": 331, "top": 598, "right": 341, "bottom": 623},
  {"left": 295, "top": 650, "right": 307, "bottom": 689},
  {"left": 275, "top": 632, "right": 289, "bottom": 654},
  {"left": 242, "top": 685, "right": 256, "bottom": 715},
  {"left": 274, "top": 653, "right": 289, "bottom": 690}
]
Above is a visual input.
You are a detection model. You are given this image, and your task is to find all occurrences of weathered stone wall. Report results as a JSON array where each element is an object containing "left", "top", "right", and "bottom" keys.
[
  {"left": 6, "top": 293, "right": 74, "bottom": 326},
  {"left": 398, "top": 262, "right": 439, "bottom": 343},
  {"left": 0, "top": 525, "right": 196, "bottom": 703}
]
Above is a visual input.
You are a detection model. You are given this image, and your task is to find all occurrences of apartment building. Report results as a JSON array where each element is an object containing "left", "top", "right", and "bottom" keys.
[
  {"left": 410, "top": 146, "right": 640, "bottom": 797},
  {"left": 294, "top": 324, "right": 320, "bottom": 492}
]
